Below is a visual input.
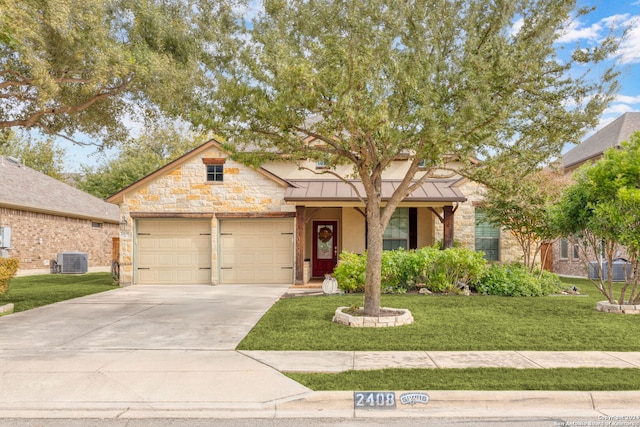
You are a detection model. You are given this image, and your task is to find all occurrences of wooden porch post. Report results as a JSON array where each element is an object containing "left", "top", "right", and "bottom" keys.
[
  {"left": 295, "top": 206, "right": 305, "bottom": 285},
  {"left": 443, "top": 206, "right": 454, "bottom": 249}
]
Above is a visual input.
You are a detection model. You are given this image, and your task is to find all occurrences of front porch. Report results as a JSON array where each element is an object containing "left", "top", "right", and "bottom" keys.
[{"left": 292, "top": 205, "right": 460, "bottom": 285}]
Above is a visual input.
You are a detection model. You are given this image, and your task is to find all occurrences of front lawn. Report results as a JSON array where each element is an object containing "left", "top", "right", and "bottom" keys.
[
  {"left": 287, "top": 368, "right": 640, "bottom": 391},
  {"left": 0, "top": 272, "right": 118, "bottom": 313},
  {"left": 237, "top": 278, "right": 640, "bottom": 352}
]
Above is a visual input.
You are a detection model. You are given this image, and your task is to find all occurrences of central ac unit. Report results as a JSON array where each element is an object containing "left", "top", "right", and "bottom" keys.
[{"left": 57, "top": 252, "right": 88, "bottom": 274}]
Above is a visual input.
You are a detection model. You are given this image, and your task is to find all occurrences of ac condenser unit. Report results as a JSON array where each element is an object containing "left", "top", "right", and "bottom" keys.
[{"left": 57, "top": 252, "right": 88, "bottom": 274}]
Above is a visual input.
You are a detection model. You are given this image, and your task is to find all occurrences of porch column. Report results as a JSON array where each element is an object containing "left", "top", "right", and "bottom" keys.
[
  {"left": 295, "top": 206, "right": 305, "bottom": 285},
  {"left": 443, "top": 206, "right": 454, "bottom": 249}
]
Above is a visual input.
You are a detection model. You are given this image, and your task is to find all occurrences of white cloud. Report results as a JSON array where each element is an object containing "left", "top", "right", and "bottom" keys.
[
  {"left": 604, "top": 103, "right": 638, "bottom": 115},
  {"left": 557, "top": 19, "right": 602, "bottom": 43},
  {"left": 616, "top": 16, "right": 640, "bottom": 64},
  {"left": 615, "top": 94, "right": 640, "bottom": 104}
]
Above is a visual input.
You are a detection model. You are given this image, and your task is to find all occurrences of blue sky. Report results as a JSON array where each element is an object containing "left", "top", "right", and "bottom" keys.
[{"left": 63, "top": 0, "right": 640, "bottom": 171}]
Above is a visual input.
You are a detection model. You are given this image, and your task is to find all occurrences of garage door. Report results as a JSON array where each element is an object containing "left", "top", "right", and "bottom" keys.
[
  {"left": 136, "top": 219, "right": 211, "bottom": 285},
  {"left": 219, "top": 219, "right": 294, "bottom": 284}
]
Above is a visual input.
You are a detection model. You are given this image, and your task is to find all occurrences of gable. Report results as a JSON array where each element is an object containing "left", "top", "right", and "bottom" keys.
[{"left": 107, "top": 139, "right": 292, "bottom": 205}]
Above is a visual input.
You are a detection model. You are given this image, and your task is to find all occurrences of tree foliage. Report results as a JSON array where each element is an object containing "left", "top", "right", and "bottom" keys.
[
  {"left": 76, "top": 126, "right": 208, "bottom": 198},
  {"left": 0, "top": 0, "right": 233, "bottom": 146},
  {"left": 480, "top": 169, "right": 569, "bottom": 274},
  {"left": 208, "top": 0, "right": 619, "bottom": 315},
  {"left": 551, "top": 132, "right": 640, "bottom": 305},
  {"left": 0, "top": 130, "right": 66, "bottom": 179}
]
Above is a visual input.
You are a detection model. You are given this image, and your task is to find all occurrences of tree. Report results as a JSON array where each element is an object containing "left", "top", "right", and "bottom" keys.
[
  {"left": 208, "top": 0, "right": 619, "bottom": 316},
  {"left": 480, "top": 169, "right": 569, "bottom": 275},
  {"left": 0, "top": 0, "right": 232, "bottom": 146},
  {"left": 76, "top": 125, "right": 208, "bottom": 198},
  {"left": 551, "top": 132, "right": 640, "bottom": 305},
  {"left": 0, "top": 130, "right": 66, "bottom": 180}
]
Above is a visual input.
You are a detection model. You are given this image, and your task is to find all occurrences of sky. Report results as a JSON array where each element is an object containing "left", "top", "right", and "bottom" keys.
[{"left": 62, "top": 0, "right": 640, "bottom": 171}]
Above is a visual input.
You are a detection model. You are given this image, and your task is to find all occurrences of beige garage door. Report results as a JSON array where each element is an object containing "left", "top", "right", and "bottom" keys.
[
  {"left": 136, "top": 219, "right": 211, "bottom": 285},
  {"left": 219, "top": 219, "right": 294, "bottom": 284}
]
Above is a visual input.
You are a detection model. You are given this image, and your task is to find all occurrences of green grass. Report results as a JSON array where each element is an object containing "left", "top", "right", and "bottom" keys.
[
  {"left": 287, "top": 368, "right": 640, "bottom": 391},
  {"left": 237, "top": 278, "right": 640, "bottom": 351},
  {"left": 0, "top": 273, "right": 118, "bottom": 313}
]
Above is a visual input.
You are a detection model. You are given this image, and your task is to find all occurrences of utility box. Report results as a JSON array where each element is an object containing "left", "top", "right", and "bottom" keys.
[{"left": 0, "top": 227, "right": 11, "bottom": 249}]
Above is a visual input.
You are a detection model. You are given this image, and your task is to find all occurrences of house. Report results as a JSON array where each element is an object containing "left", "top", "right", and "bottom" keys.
[
  {"left": 0, "top": 155, "right": 119, "bottom": 275},
  {"left": 107, "top": 139, "right": 524, "bottom": 286},
  {"left": 553, "top": 112, "right": 640, "bottom": 277}
]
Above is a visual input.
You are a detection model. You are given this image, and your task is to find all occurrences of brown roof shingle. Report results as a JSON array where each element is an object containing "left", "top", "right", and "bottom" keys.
[
  {"left": 0, "top": 156, "right": 119, "bottom": 222},
  {"left": 562, "top": 112, "right": 640, "bottom": 169}
]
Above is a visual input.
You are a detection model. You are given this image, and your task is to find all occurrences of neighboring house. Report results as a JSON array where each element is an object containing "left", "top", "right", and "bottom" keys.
[
  {"left": 107, "top": 139, "right": 523, "bottom": 286},
  {"left": 0, "top": 155, "right": 119, "bottom": 275},
  {"left": 553, "top": 112, "right": 640, "bottom": 277}
]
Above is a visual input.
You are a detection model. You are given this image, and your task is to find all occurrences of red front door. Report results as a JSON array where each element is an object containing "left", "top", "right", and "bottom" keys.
[{"left": 312, "top": 221, "right": 338, "bottom": 277}]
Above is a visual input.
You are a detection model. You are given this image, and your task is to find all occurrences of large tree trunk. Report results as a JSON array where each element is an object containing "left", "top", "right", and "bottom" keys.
[{"left": 363, "top": 197, "right": 383, "bottom": 316}]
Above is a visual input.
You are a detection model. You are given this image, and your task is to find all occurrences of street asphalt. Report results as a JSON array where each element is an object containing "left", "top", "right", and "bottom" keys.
[{"left": 0, "top": 284, "right": 638, "bottom": 420}]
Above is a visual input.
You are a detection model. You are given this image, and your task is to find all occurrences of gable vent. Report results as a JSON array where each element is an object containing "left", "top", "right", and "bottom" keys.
[{"left": 57, "top": 252, "right": 88, "bottom": 274}]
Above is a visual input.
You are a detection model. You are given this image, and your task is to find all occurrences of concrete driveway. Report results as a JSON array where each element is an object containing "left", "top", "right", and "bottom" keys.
[{"left": 0, "top": 284, "right": 311, "bottom": 417}]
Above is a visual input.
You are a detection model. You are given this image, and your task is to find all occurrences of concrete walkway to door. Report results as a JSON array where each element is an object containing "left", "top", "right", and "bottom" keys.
[{"left": 0, "top": 284, "right": 311, "bottom": 418}]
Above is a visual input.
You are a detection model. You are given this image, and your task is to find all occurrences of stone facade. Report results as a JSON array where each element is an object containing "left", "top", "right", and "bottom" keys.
[
  {"left": 117, "top": 144, "right": 295, "bottom": 285},
  {"left": 0, "top": 207, "right": 118, "bottom": 275},
  {"left": 434, "top": 180, "right": 523, "bottom": 263}
]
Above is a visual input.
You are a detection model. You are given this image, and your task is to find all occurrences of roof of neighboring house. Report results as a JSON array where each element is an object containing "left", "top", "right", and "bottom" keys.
[
  {"left": 562, "top": 112, "right": 640, "bottom": 170},
  {"left": 0, "top": 156, "right": 119, "bottom": 223},
  {"left": 284, "top": 179, "right": 466, "bottom": 203}
]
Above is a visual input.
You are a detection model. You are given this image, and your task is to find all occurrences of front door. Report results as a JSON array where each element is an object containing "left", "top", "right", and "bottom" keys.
[{"left": 312, "top": 221, "right": 338, "bottom": 277}]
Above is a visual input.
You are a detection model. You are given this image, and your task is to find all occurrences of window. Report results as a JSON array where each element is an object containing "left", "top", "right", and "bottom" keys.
[
  {"left": 573, "top": 242, "right": 580, "bottom": 259},
  {"left": 315, "top": 160, "right": 328, "bottom": 169},
  {"left": 206, "top": 164, "right": 223, "bottom": 182},
  {"left": 475, "top": 210, "right": 499, "bottom": 261},
  {"left": 560, "top": 238, "right": 569, "bottom": 259},
  {"left": 91, "top": 222, "right": 103, "bottom": 229},
  {"left": 383, "top": 208, "right": 409, "bottom": 250}
]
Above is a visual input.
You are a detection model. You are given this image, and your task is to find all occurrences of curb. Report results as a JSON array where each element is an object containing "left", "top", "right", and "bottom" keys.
[{"left": 1, "top": 391, "right": 639, "bottom": 419}]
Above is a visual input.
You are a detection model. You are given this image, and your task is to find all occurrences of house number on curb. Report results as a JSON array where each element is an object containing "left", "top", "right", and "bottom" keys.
[{"left": 353, "top": 392, "right": 396, "bottom": 409}]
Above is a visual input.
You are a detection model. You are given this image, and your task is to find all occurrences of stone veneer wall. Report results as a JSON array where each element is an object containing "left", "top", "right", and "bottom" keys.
[
  {"left": 434, "top": 181, "right": 524, "bottom": 264},
  {"left": 0, "top": 207, "right": 118, "bottom": 274},
  {"left": 118, "top": 147, "right": 295, "bottom": 285}
]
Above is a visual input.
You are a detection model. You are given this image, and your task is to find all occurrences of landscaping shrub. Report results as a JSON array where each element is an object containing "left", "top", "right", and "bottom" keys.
[
  {"left": 0, "top": 258, "right": 20, "bottom": 295},
  {"left": 332, "top": 251, "right": 367, "bottom": 293},
  {"left": 420, "top": 247, "right": 487, "bottom": 293},
  {"left": 477, "top": 263, "right": 561, "bottom": 296},
  {"left": 334, "top": 247, "right": 487, "bottom": 294}
]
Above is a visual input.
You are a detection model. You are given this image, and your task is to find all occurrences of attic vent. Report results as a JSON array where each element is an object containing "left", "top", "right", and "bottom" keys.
[{"left": 57, "top": 252, "right": 88, "bottom": 274}]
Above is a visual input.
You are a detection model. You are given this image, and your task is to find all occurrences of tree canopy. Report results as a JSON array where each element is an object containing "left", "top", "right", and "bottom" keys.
[
  {"left": 0, "top": 0, "right": 233, "bottom": 146},
  {"left": 551, "top": 132, "right": 640, "bottom": 304},
  {"left": 480, "top": 169, "right": 569, "bottom": 274},
  {"left": 208, "top": 0, "right": 620, "bottom": 315},
  {"left": 76, "top": 126, "right": 208, "bottom": 199},
  {"left": 0, "top": 130, "right": 66, "bottom": 180}
]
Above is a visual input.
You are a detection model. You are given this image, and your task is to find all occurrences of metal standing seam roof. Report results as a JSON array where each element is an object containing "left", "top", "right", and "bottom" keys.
[
  {"left": 562, "top": 112, "right": 640, "bottom": 169},
  {"left": 284, "top": 179, "right": 466, "bottom": 202},
  {"left": 0, "top": 156, "right": 119, "bottom": 222}
]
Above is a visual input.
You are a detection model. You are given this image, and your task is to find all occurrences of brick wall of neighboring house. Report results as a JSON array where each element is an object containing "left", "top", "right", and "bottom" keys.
[
  {"left": 117, "top": 146, "right": 295, "bottom": 286},
  {"left": 0, "top": 207, "right": 118, "bottom": 274},
  {"left": 551, "top": 242, "right": 588, "bottom": 277},
  {"left": 434, "top": 180, "right": 525, "bottom": 264}
]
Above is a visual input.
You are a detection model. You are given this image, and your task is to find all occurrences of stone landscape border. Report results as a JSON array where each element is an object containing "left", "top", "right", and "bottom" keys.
[
  {"left": 0, "top": 303, "right": 14, "bottom": 315},
  {"left": 333, "top": 306, "right": 414, "bottom": 327},
  {"left": 596, "top": 301, "right": 640, "bottom": 314}
]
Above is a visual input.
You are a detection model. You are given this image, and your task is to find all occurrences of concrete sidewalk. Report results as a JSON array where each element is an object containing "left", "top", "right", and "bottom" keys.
[
  {"left": 0, "top": 284, "right": 638, "bottom": 420},
  {"left": 241, "top": 350, "right": 640, "bottom": 372}
]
